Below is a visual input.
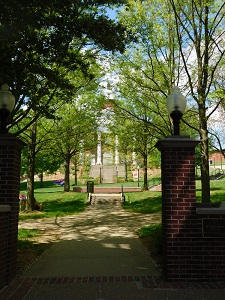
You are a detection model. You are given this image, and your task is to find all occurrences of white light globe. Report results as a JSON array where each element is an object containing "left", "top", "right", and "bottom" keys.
[
  {"left": 166, "top": 86, "right": 186, "bottom": 114},
  {"left": 0, "top": 84, "right": 15, "bottom": 112}
]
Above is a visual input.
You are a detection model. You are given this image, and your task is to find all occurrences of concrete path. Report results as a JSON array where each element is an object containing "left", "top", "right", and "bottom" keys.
[
  {"left": 20, "top": 201, "right": 160, "bottom": 278},
  {"left": 1, "top": 200, "right": 225, "bottom": 299}
]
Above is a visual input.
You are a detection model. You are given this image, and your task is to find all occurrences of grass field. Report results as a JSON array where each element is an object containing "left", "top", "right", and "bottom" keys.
[
  {"left": 196, "top": 177, "right": 225, "bottom": 203},
  {"left": 19, "top": 181, "right": 87, "bottom": 220},
  {"left": 18, "top": 176, "right": 225, "bottom": 269},
  {"left": 19, "top": 176, "right": 225, "bottom": 220}
]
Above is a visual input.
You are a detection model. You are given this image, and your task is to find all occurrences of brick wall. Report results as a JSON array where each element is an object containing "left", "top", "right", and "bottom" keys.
[
  {"left": 0, "top": 134, "right": 25, "bottom": 290},
  {"left": 209, "top": 151, "right": 224, "bottom": 164},
  {"left": 159, "top": 139, "right": 198, "bottom": 281},
  {"left": 189, "top": 213, "right": 225, "bottom": 281},
  {"left": 156, "top": 136, "right": 225, "bottom": 281},
  {"left": 0, "top": 207, "right": 10, "bottom": 289}
]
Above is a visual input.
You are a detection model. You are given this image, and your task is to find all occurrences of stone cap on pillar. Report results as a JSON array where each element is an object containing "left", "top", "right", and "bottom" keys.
[
  {"left": 0, "top": 132, "right": 26, "bottom": 148},
  {"left": 155, "top": 135, "right": 200, "bottom": 151},
  {"left": 0, "top": 204, "right": 11, "bottom": 212}
]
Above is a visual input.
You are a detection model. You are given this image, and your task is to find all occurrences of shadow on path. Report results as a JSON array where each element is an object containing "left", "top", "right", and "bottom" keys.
[
  {"left": 2, "top": 202, "right": 225, "bottom": 299},
  {"left": 20, "top": 202, "right": 161, "bottom": 278}
]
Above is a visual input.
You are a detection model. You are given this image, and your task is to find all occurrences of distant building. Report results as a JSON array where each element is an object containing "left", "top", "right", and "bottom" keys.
[{"left": 208, "top": 150, "right": 225, "bottom": 166}]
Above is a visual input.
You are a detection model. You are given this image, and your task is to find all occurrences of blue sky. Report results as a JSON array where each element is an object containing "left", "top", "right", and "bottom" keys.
[
  {"left": 106, "top": 7, "right": 123, "bottom": 21},
  {"left": 107, "top": 8, "right": 117, "bottom": 20}
]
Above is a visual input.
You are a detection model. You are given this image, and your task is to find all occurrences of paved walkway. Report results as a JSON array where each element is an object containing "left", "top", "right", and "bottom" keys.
[{"left": 1, "top": 200, "right": 225, "bottom": 299}]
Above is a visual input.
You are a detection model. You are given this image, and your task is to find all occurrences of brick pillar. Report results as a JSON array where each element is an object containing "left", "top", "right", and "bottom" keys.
[
  {"left": 0, "top": 134, "right": 25, "bottom": 289},
  {"left": 156, "top": 136, "right": 199, "bottom": 281}
]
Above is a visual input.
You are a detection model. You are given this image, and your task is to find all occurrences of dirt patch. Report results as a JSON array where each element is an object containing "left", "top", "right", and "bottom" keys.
[
  {"left": 17, "top": 249, "right": 40, "bottom": 276},
  {"left": 17, "top": 244, "right": 51, "bottom": 276},
  {"left": 140, "top": 236, "right": 163, "bottom": 272}
]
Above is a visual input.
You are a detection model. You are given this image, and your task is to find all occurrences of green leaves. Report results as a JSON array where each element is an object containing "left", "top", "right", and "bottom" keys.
[{"left": 0, "top": 0, "right": 131, "bottom": 133}]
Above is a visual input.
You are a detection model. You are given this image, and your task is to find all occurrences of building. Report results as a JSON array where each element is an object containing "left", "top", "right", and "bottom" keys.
[{"left": 208, "top": 150, "right": 225, "bottom": 167}]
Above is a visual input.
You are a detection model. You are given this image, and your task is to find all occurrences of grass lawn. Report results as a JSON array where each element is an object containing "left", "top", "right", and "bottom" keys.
[
  {"left": 196, "top": 177, "right": 225, "bottom": 203},
  {"left": 19, "top": 176, "right": 225, "bottom": 221},
  {"left": 19, "top": 177, "right": 161, "bottom": 220},
  {"left": 123, "top": 191, "right": 162, "bottom": 213},
  {"left": 18, "top": 229, "right": 47, "bottom": 254},
  {"left": 19, "top": 180, "right": 87, "bottom": 221},
  {"left": 18, "top": 176, "right": 225, "bottom": 268}
]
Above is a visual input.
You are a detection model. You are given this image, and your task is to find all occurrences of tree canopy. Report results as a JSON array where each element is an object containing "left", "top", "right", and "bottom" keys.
[
  {"left": 114, "top": 0, "right": 225, "bottom": 202},
  {"left": 0, "top": 0, "right": 132, "bottom": 133}
]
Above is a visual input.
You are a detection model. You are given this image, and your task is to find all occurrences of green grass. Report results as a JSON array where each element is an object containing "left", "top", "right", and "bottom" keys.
[
  {"left": 126, "top": 177, "right": 225, "bottom": 208},
  {"left": 19, "top": 180, "right": 87, "bottom": 221},
  {"left": 196, "top": 177, "right": 225, "bottom": 203},
  {"left": 19, "top": 193, "right": 87, "bottom": 221},
  {"left": 18, "top": 174, "right": 225, "bottom": 274},
  {"left": 18, "top": 229, "right": 50, "bottom": 256},
  {"left": 18, "top": 176, "right": 225, "bottom": 269},
  {"left": 20, "top": 176, "right": 225, "bottom": 222},
  {"left": 18, "top": 229, "right": 42, "bottom": 239},
  {"left": 138, "top": 224, "right": 162, "bottom": 253},
  {"left": 123, "top": 191, "right": 162, "bottom": 213},
  {"left": 138, "top": 224, "right": 162, "bottom": 260},
  {"left": 138, "top": 223, "right": 162, "bottom": 238}
]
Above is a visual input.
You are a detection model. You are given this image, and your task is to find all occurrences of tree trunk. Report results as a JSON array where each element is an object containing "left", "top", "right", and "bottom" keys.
[
  {"left": 39, "top": 172, "right": 44, "bottom": 188},
  {"left": 125, "top": 162, "right": 128, "bottom": 182},
  {"left": 142, "top": 131, "right": 148, "bottom": 190},
  {"left": 200, "top": 133, "right": 210, "bottom": 203},
  {"left": 64, "top": 154, "right": 71, "bottom": 192},
  {"left": 143, "top": 154, "right": 148, "bottom": 190},
  {"left": 74, "top": 156, "right": 78, "bottom": 186},
  {"left": 26, "top": 122, "right": 37, "bottom": 211},
  {"left": 74, "top": 168, "right": 78, "bottom": 186},
  {"left": 27, "top": 162, "right": 35, "bottom": 211},
  {"left": 199, "top": 105, "right": 210, "bottom": 203}
]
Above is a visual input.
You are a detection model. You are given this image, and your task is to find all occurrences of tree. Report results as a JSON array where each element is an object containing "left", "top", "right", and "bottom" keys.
[
  {"left": 116, "top": 0, "right": 225, "bottom": 202},
  {"left": 51, "top": 94, "right": 102, "bottom": 192},
  {"left": 34, "top": 131, "right": 63, "bottom": 188},
  {"left": 111, "top": 119, "right": 134, "bottom": 182},
  {"left": 105, "top": 39, "right": 174, "bottom": 188},
  {"left": 18, "top": 52, "right": 106, "bottom": 210},
  {"left": 0, "top": 0, "right": 132, "bottom": 134},
  {"left": 168, "top": 0, "right": 225, "bottom": 202},
  {"left": 207, "top": 106, "right": 225, "bottom": 160},
  {"left": 19, "top": 116, "right": 62, "bottom": 210},
  {"left": 111, "top": 99, "right": 161, "bottom": 189}
]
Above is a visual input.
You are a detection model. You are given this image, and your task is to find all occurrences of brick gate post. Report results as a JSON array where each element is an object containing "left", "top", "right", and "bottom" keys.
[
  {"left": 156, "top": 136, "right": 199, "bottom": 281},
  {"left": 0, "top": 134, "right": 25, "bottom": 289}
]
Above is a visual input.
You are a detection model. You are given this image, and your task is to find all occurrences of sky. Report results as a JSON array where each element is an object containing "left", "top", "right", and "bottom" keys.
[{"left": 107, "top": 8, "right": 117, "bottom": 20}]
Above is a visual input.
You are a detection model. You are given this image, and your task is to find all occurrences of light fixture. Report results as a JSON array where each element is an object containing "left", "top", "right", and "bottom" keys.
[
  {"left": 166, "top": 86, "right": 186, "bottom": 135},
  {"left": 0, "top": 84, "right": 15, "bottom": 133}
]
